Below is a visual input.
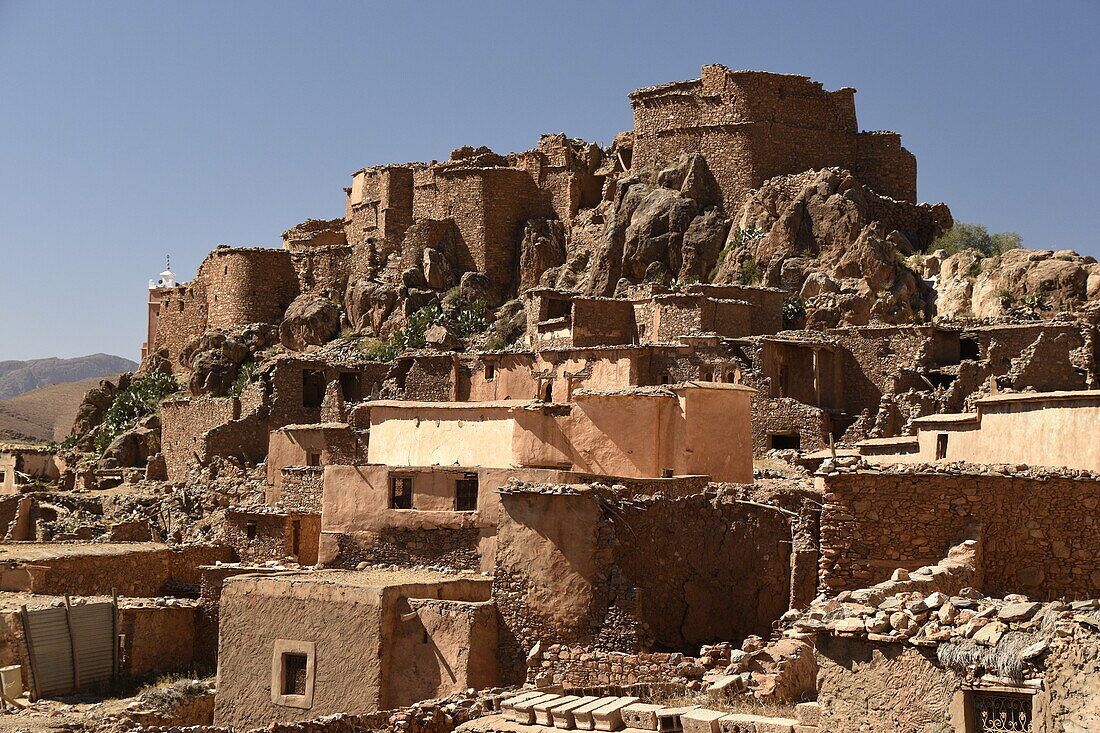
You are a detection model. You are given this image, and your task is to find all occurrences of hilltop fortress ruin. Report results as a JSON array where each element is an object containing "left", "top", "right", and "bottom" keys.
[{"left": 3, "top": 65, "right": 1100, "bottom": 732}]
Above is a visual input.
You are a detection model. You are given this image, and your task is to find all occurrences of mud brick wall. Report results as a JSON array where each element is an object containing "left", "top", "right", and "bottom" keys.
[
  {"left": 819, "top": 471, "right": 1100, "bottom": 599},
  {"left": 751, "top": 395, "right": 830, "bottom": 453},
  {"left": 280, "top": 467, "right": 325, "bottom": 513},
  {"left": 494, "top": 491, "right": 792, "bottom": 682},
  {"left": 290, "top": 245, "right": 354, "bottom": 295},
  {"left": 161, "top": 397, "right": 239, "bottom": 481},
  {"left": 224, "top": 513, "right": 292, "bottom": 563},
  {"left": 119, "top": 605, "right": 200, "bottom": 676},
  {"left": 330, "top": 527, "right": 481, "bottom": 571},
  {"left": 27, "top": 544, "right": 235, "bottom": 597},
  {"left": 572, "top": 300, "right": 637, "bottom": 347},
  {"left": 154, "top": 279, "right": 210, "bottom": 372},
  {"left": 403, "top": 358, "right": 458, "bottom": 401}
]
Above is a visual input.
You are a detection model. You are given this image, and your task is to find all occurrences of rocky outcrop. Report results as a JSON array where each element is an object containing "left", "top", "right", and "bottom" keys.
[
  {"left": 518, "top": 219, "right": 567, "bottom": 291},
  {"left": 712, "top": 168, "right": 951, "bottom": 327},
  {"left": 98, "top": 414, "right": 161, "bottom": 469},
  {"left": 71, "top": 374, "right": 130, "bottom": 439},
  {"left": 279, "top": 294, "right": 341, "bottom": 351},
  {"left": 587, "top": 155, "right": 729, "bottom": 295},
  {"left": 929, "top": 248, "right": 1100, "bottom": 318},
  {"left": 344, "top": 280, "right": 400, "bottom": 336},
  {"left": 181, "top": 325, "right": 278, "bottom": 397}
]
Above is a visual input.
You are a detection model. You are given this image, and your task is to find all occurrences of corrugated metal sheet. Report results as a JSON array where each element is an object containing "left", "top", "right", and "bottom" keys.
[
  {"left": 25, "top": 602, "right": 114, "bottom": 696},
  {"left": 24, "top": 608, "right": 74, "bottom": 696},
  {"left": 70, "top": 604, "right": 113, "bottom": 689}
]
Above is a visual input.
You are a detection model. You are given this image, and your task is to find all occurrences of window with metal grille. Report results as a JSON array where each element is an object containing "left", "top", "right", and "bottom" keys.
[
  {"left": 455, "top": 476, "right": 478, "bottom": 512},
  {"left": 282, "top": 653, "right": 308, "bottom": 696},
  {"left": 390, "top": 476, "right": 413, "bottom": 509},
  {"left": 973, "top": 691, "right": 1032, "bottom": 732}
]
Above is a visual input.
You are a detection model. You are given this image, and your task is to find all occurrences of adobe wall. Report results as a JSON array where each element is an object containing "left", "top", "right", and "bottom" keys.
[
  {"left": 214, "top": 576, "right": 387, "bottom": 727},
  {"left": 914, "top": 394, "right": 1100, "bottom": 471},
  {"left": 493, "top": 490, "right": 792, "bottom": 682},
  {"left": 224, "top": 511, "right": 320, "bottom": 565},
  {"left": 381, "top": 597, "right": 498, "bottom": 709},
  {"left": 629, "top": 66, "right": 916, "bottom": 214},
  {"left": 367, "top": 404, "right": 518, "bottom": 467},
  {"left": 819, "top": 470, "right": 1100, "bottom": 599},
  {"left": 266, "top": 425, "right": 362, "bottom": 502},
  {"left": 18, "top": 544, "right": 235, "bottom": 596}
]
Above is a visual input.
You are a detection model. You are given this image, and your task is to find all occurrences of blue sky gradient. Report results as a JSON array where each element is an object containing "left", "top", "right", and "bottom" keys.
[{"left": 1, "top": 1, "right": 1097, "bottom": 360}]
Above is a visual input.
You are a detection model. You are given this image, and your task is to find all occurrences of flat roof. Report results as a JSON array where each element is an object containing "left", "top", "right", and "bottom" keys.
[
  {"left": 856, "top": 436, "right": 920, "bottom": 447},
  {"left": 976, "top": 389, "right": 1100, "bottom": 406},
  {"left": 0, "top": 542, "right": 173, "bottom": 563},
  {"left": 224, "top": 567, "right": 490, "bottom": 590},
  {"left": 364, "top": 399, "right": 538, "bottom": 410},
  {"left": 911, "top": 413, "right": 979, "bottom": 425}
]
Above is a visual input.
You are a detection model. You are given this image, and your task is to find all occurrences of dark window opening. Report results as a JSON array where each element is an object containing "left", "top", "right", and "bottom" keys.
[
  {"left": 972, "top": 691, "right": 1032, "bottom": 732},
  {"left": 726, "top": 370, "right": 739, "bottom": 384},
  {"left": 291, "top": 519, "right": 301, "bottom": 557},
  {"left": 936, "top": 433, "right": 949, "bottom": 460},
  {"left": 926, "top": 371, "right": 956, "bottom": 389},
  {"left": 700, "top": 371, "right": 713, "bottom": 381},
  {"left": 960, "top": 336, "right": 981, "bottom": 361},
  {"left": 390, "top": 476, "right": 413, "bottom": 509},
  {"left": 485, "top": 363, "right": 496, "bottom": 381},
  {"left": 178, "top": 302, "right": 185, "bottom": 313},
  {"left": 302, "top": 370, "right": 325, "bottom": 408},
  {"left": 455, "top": 475, "right": 479, "bottom": 512},
  {"left": 769, "top": 433, "right": 801, "bottom": 450},
  {"left": 306, "top": 452, "right": 321, "bottom": 467},
  {"left": 245, "top": 520, "right": 257, "bottom": 540},
  {"left": 659, "top": 373, "right": 670, "bottom": 385},
  {"left": 282, "top": 653, "right": 308, "bottom": 696},
  {"left": 545, "top": 299, "right": 572, "bottom": 320},
  {"left": 339, "top": 372, "right": 362, "bottom": 402},
  {"left": 542, "top": 382, "right": 553, "bottom": 402}
]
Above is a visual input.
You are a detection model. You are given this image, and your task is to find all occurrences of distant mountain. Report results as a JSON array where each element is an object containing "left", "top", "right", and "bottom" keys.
[
  {"left": 0, "top": 374, "right": 124, "bottom": 443},
  {"left": 0, "top": 354, "right": 136, "bottom": 401}
]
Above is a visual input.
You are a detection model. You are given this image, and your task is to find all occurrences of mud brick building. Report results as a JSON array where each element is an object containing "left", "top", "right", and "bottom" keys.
[{"left": 629, "top": 65, "right": 916, "bottom": 214}]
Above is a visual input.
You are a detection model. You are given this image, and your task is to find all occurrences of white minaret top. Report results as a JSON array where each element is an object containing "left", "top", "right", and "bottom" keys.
[{"left": 151, "top": 256, "right": 176, "bottom": 289}]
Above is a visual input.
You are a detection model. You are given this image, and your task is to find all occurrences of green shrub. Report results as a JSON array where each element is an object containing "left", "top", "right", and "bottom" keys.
[
  {"left": 708, "top": 227, "right": 764, "bottom": 282},
  {"left": 931, "top": 223, "right": 1021, "bottom": 258},
  {"left": 92, "top": 370, "right": 180, "bottom": 455},
  {"left": 782, "top": 296, "right": 806, "bottom": 329},
  {"left": 227, "top": 361, "right": 258, "bottom": 397},
  {"left": 737, "top": 256, "right": 763, "bottom": 286},
  {"left": 361, "top": 297, "right": 490, "bottom": 362}
]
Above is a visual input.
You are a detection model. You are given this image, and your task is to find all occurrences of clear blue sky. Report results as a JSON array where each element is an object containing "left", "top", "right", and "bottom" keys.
[{"left": 1, "top": 1, "right": 1097, "bottom": 361}]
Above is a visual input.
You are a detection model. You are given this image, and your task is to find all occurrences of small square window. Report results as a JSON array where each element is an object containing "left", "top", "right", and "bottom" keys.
[
  {"left": 245, "top": 520, "right": 257, "bottom": 540},
  {"left": 306, "top": 452, "right": 321, "bottom": 467},
  {"left": 455, "top": 475, "right": 478, "bottom": 512},
  {"left": 282, "top": 653, "right": 308, "bottom": 695},
  {"left": 485, "top": 363, "right": 496, "bottom": 381},
  {"left": 390, "top": 476, "right": 413, "bottom": 509}
]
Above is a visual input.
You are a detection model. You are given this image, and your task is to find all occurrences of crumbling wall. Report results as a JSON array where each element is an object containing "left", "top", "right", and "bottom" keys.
[
  {"left": 819, "top": 469, "right": 1100, "bottom": 598},
  {"left": 120, "top": 605, "right": 200, "bottom": 676},
  {"left": 493, "top": 489, "right": 792, "bottom": 682},
  {"left": 21, "top": 544, "right": 234, "bottom": 596},
  {"left": 161, "top": 397, "right": 239, "bottom": 481},
  {"left": 630, "top": 66, "right": 916, "bottom": 215}
]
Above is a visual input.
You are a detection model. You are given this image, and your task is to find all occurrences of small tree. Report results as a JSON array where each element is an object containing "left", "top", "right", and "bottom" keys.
[{"left": 931, "top": 223, "right": 1021, "bottom": 258}]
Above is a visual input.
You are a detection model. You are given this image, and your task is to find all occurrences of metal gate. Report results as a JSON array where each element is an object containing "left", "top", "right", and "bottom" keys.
[{"left": 21, "top": 600, "right": 116, "bottom": 698}]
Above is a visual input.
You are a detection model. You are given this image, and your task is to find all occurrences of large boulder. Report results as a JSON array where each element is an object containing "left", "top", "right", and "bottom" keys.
[
  {"left": 188, "top": 350, "right": 237, "bottom": 397},
  {"left": 422, "top": 248, "right": 455, "bottom": 290},
  {"left": 70, "top": 374, "right": 129, "bottom": 439},
  {"left": 345, "top": 280, "right": 399, "bottom": 335},
  {"left": 518, "top": 219, "right": 567, "bottom": 292},
  {"left": 98, "top": 415, "right": 161, "bottom": 469},
  {"left": 279, "top": 294, "right": 341, "bottom": 351}
]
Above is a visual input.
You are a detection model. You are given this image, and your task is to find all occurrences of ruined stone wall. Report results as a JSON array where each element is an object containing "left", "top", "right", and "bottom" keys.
[
  {"left": 24, "top": 544, "right": 235, "bottom": 596},
  {"left": 290, "top": 245, "right": 355, "bottom": 296},
  {"left": 829, "top": 326, "right": 946, "bottom": 415},
  {"left": 819, "top": 470, "right": 1100, "bottom": 598},
  {"left": 280, "top": 467, "right": 325, "bottom": 513},
  {"left": 402, "top": 357, "right": 458, "bottom": 401},
  {"left": 331, "top": 528, "right": 482, "bottom": 571},
  {"left": 630, "top": 66, "right": 916, "bottom": 215},
  {"left": 161, "top": 397, "right": 240, "bottom": 481}
]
